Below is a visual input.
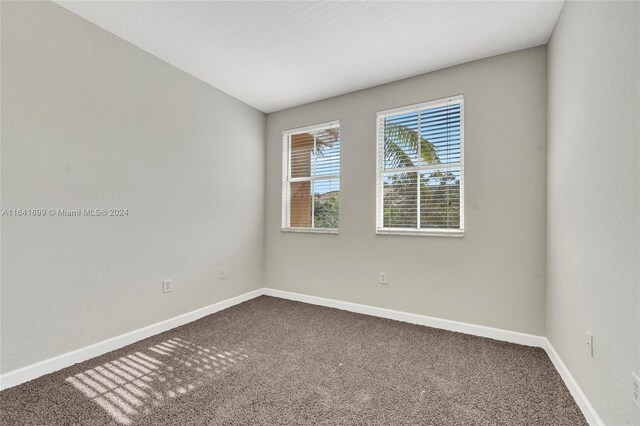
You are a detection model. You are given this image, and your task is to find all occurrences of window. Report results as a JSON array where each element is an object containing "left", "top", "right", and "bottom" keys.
[
  {"left": 282, "top": 121, "right": 340, "bottom": 233},
  {"left": 376, "top": 95, "right": 464, "bottom": 236}
]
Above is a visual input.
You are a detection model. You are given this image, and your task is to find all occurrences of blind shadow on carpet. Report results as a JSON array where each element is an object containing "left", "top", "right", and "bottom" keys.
[{"left": 65, "top": 338, "right": 248, "bottom": 425}]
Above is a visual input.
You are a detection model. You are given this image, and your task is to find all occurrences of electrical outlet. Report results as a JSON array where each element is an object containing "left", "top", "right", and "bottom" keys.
[
  {"left": 632, "top": 372, "right": 640, "bottom": 411},
  {"left": 220, "top": 268, "right": 227, "bottom": 280},
  {"left": 162, "top": 279, "right": 171, "bottom": 293},
  {"left": 379, "top": 272, "right": 388, "bottom": 285},
  {"left": 586, "top": 331, "right": 593, "bottom": 357}
]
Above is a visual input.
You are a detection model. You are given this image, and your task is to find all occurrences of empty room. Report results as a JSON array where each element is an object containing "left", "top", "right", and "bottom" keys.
[{"left": 1, "top": 0, "right": 639, "bottom": 425}]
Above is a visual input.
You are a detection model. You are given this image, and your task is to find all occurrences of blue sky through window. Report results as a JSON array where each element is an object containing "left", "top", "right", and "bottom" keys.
[{"left": 384, "top": 103, "right": 461, "bottom": 170}]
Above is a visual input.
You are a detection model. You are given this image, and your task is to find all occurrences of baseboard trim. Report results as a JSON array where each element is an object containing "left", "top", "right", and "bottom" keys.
[
  {"left": 262, "top": 288, "right": 546, "bottom": 348},
  {"left": 263, "top": 288, "right": 601, "bottom": 425},
  {"left": 1, "top": 287, "right": 545, "bottom": 391},
  {"left": 0, "top": 289, "right": 263, "bottom": 390},
  {"left": 544, "top": 339, "right": 604, "bottom": 426},
  {"left": 0, "top": 286, "right": 603, "bottom": 426}
]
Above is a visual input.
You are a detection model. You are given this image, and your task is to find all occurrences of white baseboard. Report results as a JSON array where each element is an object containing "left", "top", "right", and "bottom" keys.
[
  {"left": 544, "top": 339, "right": 604, "bottom": 426},
  {"left": 263, "top": 288, "right": 601, "bottom": 425},
  {"left": 0, "top": 286, "right": 602, "bottom": 426},
  {"left": 262, "top": 288, "right": 546, "bottom": 348},
  {"left": 0, "top": 289, "right": 263, "bottom": 390}
]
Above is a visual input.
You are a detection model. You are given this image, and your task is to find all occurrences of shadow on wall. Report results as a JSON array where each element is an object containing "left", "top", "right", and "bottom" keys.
[{"left": 65, "top": 338, "right": 248, "bottom": 425}]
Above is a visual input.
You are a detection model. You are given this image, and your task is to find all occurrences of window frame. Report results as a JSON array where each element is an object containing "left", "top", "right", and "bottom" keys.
[
  {"left": 375, "top": 95, "right": 464, "bottom": 237},
  {"left": 281, "top": 120, "right": 341, "bottom": 234}
]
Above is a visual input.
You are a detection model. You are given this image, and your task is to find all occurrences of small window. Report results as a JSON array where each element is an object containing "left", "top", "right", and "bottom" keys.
[
  {"left": 376, "top": 96, "right": 464, "bottom": 236},
  {"left": 282, "top": 121, "right": 340, "bottom": 233}
]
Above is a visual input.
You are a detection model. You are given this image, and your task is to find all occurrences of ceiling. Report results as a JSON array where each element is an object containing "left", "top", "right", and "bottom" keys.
[{"left": 56, "top": 1, "right": 564, "bottom": 113}]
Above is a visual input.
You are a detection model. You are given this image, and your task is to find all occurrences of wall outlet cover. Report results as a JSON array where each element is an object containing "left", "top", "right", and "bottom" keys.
[{"left": 632, "top": 372, "right": 640, "bottom": 411}]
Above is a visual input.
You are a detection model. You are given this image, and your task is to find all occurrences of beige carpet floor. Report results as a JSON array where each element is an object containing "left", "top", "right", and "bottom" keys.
[{"left": 0, "top": 296, "right": 586, "bottom": 425}]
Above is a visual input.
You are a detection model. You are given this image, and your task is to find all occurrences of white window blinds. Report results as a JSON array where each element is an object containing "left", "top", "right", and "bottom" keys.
[
  {"left": 282, "top": 121, "right": 340, "bottom": 232},
  {"left": 376, "top": 96, "right": 464, "bottom": 236}
]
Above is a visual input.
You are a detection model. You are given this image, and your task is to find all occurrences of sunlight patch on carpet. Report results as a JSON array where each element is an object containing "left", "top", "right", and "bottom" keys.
[{"left": 65, "top": 338, "right": 248, "bottom": 425}]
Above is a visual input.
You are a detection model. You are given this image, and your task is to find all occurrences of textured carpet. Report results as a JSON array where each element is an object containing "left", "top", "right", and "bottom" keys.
[{"left": 0, "top": 296, "right": 586, "bottom": 425}]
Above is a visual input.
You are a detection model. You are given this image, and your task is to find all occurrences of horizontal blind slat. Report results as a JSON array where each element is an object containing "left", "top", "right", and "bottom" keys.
[
  {"left": 377, "top": 97, "right": 463, "bottom": 233},
  {"left": 283, "top": 123, "right": 341, "bottom": 231}
]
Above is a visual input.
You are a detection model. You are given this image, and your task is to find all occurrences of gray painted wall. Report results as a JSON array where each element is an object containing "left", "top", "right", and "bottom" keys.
[
  {"left": 4, "top": 3, "right": 637, "bottom": 423},
  {"left": 265, "top": 47, "right": 548, "bottom": 336},
  {"left": 547, "top": 2, "right": 640, "bottom": 425},
  {"left": 1, "top": 1, "right": 265, "bottom": 373}
]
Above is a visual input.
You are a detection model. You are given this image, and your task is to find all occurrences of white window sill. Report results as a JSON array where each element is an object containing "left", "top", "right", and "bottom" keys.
[
  {"left": 376, "top": 228, "right": 464, "bottom": 238},
  {"left": 281, "top": 227, "right": 339, "bottom": 234}
]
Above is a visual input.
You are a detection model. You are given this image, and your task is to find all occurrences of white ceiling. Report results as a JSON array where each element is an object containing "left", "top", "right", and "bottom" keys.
[{"left": 56, "top": 1, "right": 564, "bottom": 113}]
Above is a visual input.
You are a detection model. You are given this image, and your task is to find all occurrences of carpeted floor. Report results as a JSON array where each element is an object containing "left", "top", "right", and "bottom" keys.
[{"left": 0, "top": 296, "right": 586, "bottom": 425}]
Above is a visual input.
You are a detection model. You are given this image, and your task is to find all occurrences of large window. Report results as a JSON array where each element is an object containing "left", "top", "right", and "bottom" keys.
[
  {"left": 376, "top": 96, "right": 464, "bottom": 236},
  {"left": 282, "top": 121, "right": 340, "bottom": 233}
]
